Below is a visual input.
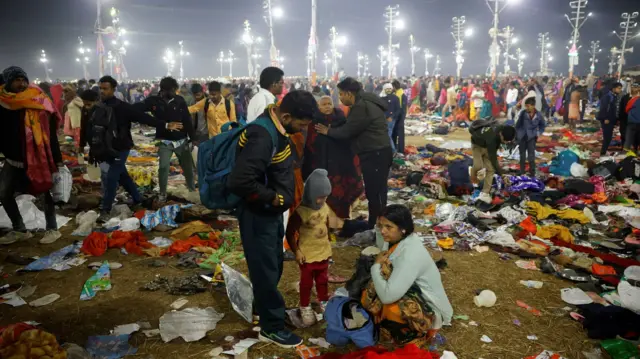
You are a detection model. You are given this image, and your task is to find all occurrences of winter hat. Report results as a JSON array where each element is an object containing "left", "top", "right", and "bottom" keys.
[
  {"left": 2, "top": 66, "right": 29, "bottom": 86},
  {"left": 302, "top": 169, "right": 332, "bottom": 210}
]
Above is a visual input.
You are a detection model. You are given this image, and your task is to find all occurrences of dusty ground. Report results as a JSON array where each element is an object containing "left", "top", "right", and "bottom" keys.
[{"left": 0, "top": 134, "right": 598, "bottom": 359}]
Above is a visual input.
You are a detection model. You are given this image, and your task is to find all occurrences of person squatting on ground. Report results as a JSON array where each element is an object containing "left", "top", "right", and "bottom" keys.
[
  {"left": 228, "top": 90, "right": 317, "bottom": 348},
  {"left": 314, "top": 77, "right": 392, "bottom": 229},
  {"left": 362, "top": 204, "right": 453, "bottom": 346},
  {"left": 597, "top": 82, "right": 623, "bottom": 156},
  {"left": 90, "top": 76, "right": 182, "bottom": 222},
  {"left": 286, "top": 168, "right": 333, "bottom": 327},
  {"left": 135, "top": 77, "right": 196, "bottom": 203},
  {"left": 0, "top": 66, "right": 64, "bottom": 245},
  {"left": 469, "top": 119, "right": 516, "bottom": 204},
  {"left": 515, "top": 97, "right": 546, "bottom": 177}
]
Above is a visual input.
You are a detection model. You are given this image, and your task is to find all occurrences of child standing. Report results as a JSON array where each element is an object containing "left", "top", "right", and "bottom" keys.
[
  {"left": 286, "top": 169, "right": 332, "bottom": 326},
  {"left": 515, "top": 97, "right": 545, "bottom": 177}
]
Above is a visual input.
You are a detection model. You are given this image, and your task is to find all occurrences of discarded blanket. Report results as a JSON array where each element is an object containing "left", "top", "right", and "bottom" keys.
[
  {"left": 525, "top": 201, "right": 590, "bottom": 224},
  {"left": 316, "top": 344, "right": 437, "bottom": 359},
  {"left": 141, "top": 204, "right": 191, "bottom": 230},
  {"left": 170, "top": 220, "right": 214, "bottom": 241},
  {"left": 81, "top": 231, "right": 153, "bottom": 256}
]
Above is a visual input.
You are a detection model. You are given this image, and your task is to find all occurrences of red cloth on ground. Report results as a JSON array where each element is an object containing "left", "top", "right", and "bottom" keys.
[
  {"left": 299, "top": 260, "right": 329, "bottom": 307},
  {"left": 317, "top": 344, "right": 438, "bottom": 359},
  {"left": 161, "top": 232, "right": 222, "bottom": 256},
  {"left": 550, "top": 238, "right": 640, "bottom": 269},
  {"left": 81, "top": 232, "right": 109, "bottom": 256},
  {"left": 80, "top": 231, "right": 152, "bottom": 256}
]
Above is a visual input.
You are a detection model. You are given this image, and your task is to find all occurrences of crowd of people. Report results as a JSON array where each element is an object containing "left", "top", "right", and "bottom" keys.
[{"left": 1, "top": 61, "right": 639, "bottom": 349}]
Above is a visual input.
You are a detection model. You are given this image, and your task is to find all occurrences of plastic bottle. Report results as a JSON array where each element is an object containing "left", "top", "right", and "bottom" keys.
[{"left": 520, "top": 280, "right": 543, "bottom": 289}]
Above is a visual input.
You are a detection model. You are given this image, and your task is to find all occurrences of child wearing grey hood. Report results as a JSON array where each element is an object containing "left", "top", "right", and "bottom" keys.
[{"left": 285, "top": 169, "right": 332, "bottom": 326}]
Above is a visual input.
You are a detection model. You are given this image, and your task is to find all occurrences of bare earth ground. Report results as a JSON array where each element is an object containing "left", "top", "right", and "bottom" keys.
[{"left": 0, "top": 134, "right": 596, "bottom": 359}]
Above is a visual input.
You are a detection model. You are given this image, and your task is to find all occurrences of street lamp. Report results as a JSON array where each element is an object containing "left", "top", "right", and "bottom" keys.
[
  {"left": 612, "top": 12, "right": 639, "bottom": 78},
  {"left": 322, "top": 52, "right": 331, "bottom": 78},
  {"left": 452, "top": 16, "right": 468, "bottom": 78},
  {"left": 377, "top": 45, "right": 388, "bottom": 77},
  {"left": 227, "top": 50, "right": 235, "bottom": 77},
  {"left": 384, "top": 5, "right": 403, "bottom": 77},
  {"left": 423, "top": 49, "right": 433, "bottom": 76},
  {"left": 40, "top": 49, "right": 52, "bottom": 82},
  {"left": 486, "top": 0, "right": 512, "bottom": 79},
  {"left": 329, "top": 26, "right": 346, "bottom": 76},
  {"left": 216, "top": 51, "right": 227, "bottom": 77},
  {"left": 565, "top": 0, "right": 590, "bottom": 77},
  {"left": 409, "top": 34, "right": 420, "bottom": 76},
  {"left": 77, "top": 37, "right": 91, "bottom": 79},
  {"left": 178, "top": 40, "right": 190, "bottom": 80},
  {"left": 163, "top": 49, "right": 175, "bottom": 76},
  {"left": 588, "top": 40, "right": 601, "bottom": 75},
  {"left": 538, "top": 33, "right": 552, "bottom": 75},
  {"left": 263, "top": 0, "right": 281, "bottom": 66}
]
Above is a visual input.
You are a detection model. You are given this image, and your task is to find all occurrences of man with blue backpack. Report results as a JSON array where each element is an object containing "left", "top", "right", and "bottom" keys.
[{"left": 221, "top": 90, "right": 317, "bottom": 348}]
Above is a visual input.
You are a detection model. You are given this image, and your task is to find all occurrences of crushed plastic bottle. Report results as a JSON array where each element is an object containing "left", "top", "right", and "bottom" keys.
[{"left": 520, "top": 280, "right": 543, "bottom": 289}]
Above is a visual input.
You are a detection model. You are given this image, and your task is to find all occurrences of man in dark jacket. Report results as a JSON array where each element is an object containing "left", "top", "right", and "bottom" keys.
[
  {"left": 315, "top": 77, "right": 391, "bottom": 228},
  {"left": 381, "top": 83, "right": 401, "bottom": 152},
  {"left": 469, "top": 119, "right": 516, "bottom": 204},
  {"left": 597, "top": 82, "right": 623, "bottom": 156},
  {"left": 134, "top": 77, "right": 196, "bottom": 203},
  {"left": 96, "top": 76, "right": 182, "bottom": 221},
  {"left": 227, "top": 90, "right": 317, "bottom": 349},
  {"left": 0, "top": 66, "right": 64, "bottom": 245},
  {"left": 391, "top": 79, "right": 408, "bottom": 154}
]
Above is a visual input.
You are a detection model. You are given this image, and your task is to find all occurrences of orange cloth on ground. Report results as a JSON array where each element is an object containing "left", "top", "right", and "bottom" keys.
[
  {"left": 81, "top": 231, "right": 153, "bottom": 256},
  {"left": 161, "top": 232, "right": 222, "bottom": 256}
]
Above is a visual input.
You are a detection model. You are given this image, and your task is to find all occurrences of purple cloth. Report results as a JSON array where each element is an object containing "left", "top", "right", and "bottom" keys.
[{"left": 508, "top": 176, "right": 545, "bottom": 192}]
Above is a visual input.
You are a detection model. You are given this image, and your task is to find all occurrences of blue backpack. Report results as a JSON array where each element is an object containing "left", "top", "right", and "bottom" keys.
[{"left": 197, "top": 116, "right": 278, "bottom": 210}]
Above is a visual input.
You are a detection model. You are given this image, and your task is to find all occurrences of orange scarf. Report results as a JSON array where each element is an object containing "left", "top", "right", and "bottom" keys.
[{"left": 0, "top": 84, "right": 60, "bottom": 194}]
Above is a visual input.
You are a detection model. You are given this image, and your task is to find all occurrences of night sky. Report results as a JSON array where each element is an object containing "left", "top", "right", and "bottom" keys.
[{"left": 1, "top": 0, "right": 639, "bottom": 80}]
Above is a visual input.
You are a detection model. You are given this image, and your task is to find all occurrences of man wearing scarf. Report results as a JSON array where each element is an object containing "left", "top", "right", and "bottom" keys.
[{"left": 0, "top": 66, "right": 63, "bottom": 245}]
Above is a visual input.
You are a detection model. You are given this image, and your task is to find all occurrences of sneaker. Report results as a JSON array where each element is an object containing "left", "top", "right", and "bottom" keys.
[
  {"left": 0, "top": 231, "right": 33, "bottom": 245},
  {"left": 320, "top": 301, "right": 328, "bottom": 312},
  {"left": 40, "top": 230, "right": 62, "bottom": 244},
  {"left": 476, "top": 192, "right": 492, "bottom": 204},
  {"left": 97, "top": 212, "right": 111, "bottom": 224},
  {"left": 300, "top": 306, "right": 317, "bottom": 327},
  {"left": 259, "top": 329, "right": 303, "bottom": 349},
  {"left": 157, "top": 194, "right": 167, "bottom": 204}
]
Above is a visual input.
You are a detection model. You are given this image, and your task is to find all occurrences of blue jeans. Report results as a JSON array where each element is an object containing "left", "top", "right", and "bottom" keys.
[
  {"left": 388, "top": 118, "right": 397, "bottom": 153},
  {"left": 101, "top": 150, "right": 142, "bottom": 213}
]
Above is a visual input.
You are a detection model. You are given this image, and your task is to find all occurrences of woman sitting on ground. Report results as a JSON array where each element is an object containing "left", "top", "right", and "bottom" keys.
[{"left": 362, "top": 205, "right": 453, "bottom": 346}]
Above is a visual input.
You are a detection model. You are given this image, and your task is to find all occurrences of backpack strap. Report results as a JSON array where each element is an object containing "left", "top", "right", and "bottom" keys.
[
  {"left": 249, "top": 116, "right": 279, "bottom": 157},
  {"left": 225, "top": 98, "right": 231, "bottom": 119}
]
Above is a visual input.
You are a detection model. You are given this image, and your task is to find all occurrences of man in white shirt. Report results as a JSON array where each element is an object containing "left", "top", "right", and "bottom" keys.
[
  {"left": 471, "top": 87, "right": 485, "bottom": 120},
  {"left": 246, "top": 67, "right": 285, "bottom": 123},
  {"left": 506, "top": 82, "right": 520, "bottom": 123}
]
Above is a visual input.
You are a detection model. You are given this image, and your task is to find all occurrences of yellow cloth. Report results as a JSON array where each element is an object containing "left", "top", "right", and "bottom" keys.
[
  {"left": 437, "top": 237, "right": 454, "bottom": 249},
  {"left": 296, "top": 204, "right": 332, "bottom": 263},
  {"left": 171, "top": 220, "right": 214, "bottom": 241},
  {"left": 536, "top": 225, "right": 574, "bottom": 243},
  {"left": 188, "top": 98, "right": 236, "bottom": 137},
  {"left": 395, "top": 89, "right": 404, "bottom": 107},
  {"left": 525, "top": 201, "right": 589, "bottom": 224}
]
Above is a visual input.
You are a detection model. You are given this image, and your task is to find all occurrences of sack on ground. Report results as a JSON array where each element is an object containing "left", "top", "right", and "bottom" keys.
[
  {"left": 324, "top": 296, "right": 375, "bottom": 348},
  {"left": 51, "top": 166, "right": 72, "bottom": 203}
]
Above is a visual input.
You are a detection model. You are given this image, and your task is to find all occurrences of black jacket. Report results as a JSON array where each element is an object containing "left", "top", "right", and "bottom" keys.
[
  {"left": 0, "top": 106, "right": 62, "bottom": 165},
  {"left": 227, "top": 112, "right": 294, "bottom": 216},
  {"left": 134, "top": 94, "right": 196, "bottom": 141},
  {"left": 326, "top": 90, "right": 390, "bottom": 154},
  {"left": 470, "top": 119, "right": 504, "bottom": 175},
  {"left": 102, "top": 97, "right": 165, "bottom": 151}
]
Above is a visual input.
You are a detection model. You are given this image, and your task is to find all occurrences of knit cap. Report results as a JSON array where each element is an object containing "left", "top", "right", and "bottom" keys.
[{"left": 302, "top": 169, "right": 332, "bottom": 210}]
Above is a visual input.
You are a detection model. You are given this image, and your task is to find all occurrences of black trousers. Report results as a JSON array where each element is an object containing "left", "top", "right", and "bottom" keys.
[
  {"left": 0, "top": 163, "right": 57, "bottom": 231},
  {"left": 601, "top": 119, "right": 616, "bottom": 155},
  {"left": 518, "top": 137, "right": 536, "bottom": 176},
  {"left": 359, "top": 147, "right": 393, "bottom": 228},
  {"left": 237, "top": 205, "right": 285, "bottom": 332}
]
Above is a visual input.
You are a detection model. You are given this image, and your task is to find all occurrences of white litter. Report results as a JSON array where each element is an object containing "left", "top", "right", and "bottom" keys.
[
  {"left": 0, "top": 195, "right": 70, "bottom": 230},
  {"left": 170, "top": 297, "right": 189, "bottom": 310},
  {"left": 222, "top": 338, "right": 260, "bottom": 356},
  {"left": 480, "top": 335, "right": 492, "bottom": 343},
  {"left": 561, "top": 288, "right": 593, "bottom": 305},
  {"left": 309, "top": 337, "right": 331, "bottom": 349},
  {"left": 112, "top": 323, "right": 141, "bottom": 336},
  {"left": 29, "top": 293, "right": 60, "bottom": 307},
  {"left": 159, "top": 307, "right": 224, "bottom": 343}
]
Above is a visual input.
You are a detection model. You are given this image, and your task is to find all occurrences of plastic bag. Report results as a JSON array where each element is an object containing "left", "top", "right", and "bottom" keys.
[
  {"left": 159, "top": 307, "right": 224, "bottom": 342},
  {"left": 51, "top": 166, "right": 72, "bottom": 203},
  {"left": 436, "top": 203, "right": 454, "bottom": 221},
  {"left": 72, "top": 211, "right": 100, "bottom": 237},
  {"left": 111, "top": 204, "right": 133, "bottom": 220},
  {"left": 221, "top": 262, "right": 254, "bottom": 323}
]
